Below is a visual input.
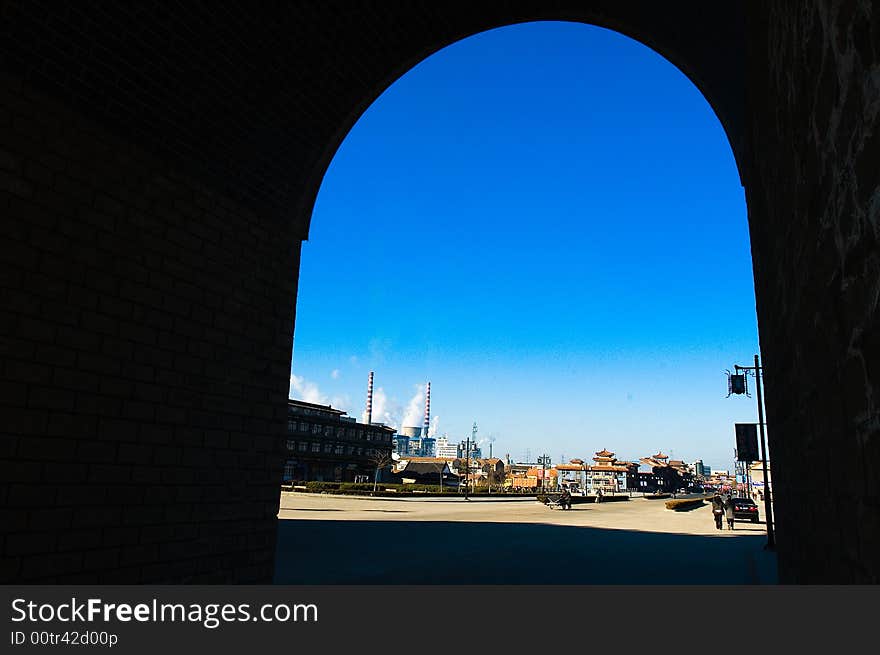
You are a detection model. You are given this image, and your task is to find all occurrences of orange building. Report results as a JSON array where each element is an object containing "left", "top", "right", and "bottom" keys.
[{"left": 507, "top": 467, "right": 557, "bottom": 490}]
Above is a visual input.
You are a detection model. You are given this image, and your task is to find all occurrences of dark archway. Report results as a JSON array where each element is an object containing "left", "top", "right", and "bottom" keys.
[{"left": 0, "top": 2, "right": 876, "bottom": 584}]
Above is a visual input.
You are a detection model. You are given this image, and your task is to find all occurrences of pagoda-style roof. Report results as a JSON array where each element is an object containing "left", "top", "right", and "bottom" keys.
[
  {"left": 595, "top": 448, "right": 615, "bottom": 458},
  {"left": 652, "top": 452, "right": 668, "bottom": 459}
]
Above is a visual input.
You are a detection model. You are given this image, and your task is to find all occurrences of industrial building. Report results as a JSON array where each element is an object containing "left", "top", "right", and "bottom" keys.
[{"left": 283, "top": 399, "right": 394, "bottom": 483}]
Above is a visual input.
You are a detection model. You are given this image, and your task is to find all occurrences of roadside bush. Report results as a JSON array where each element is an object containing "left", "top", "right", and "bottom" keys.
[
  {"left": 665, "top": 498, "right": 705, "bottom": 511},
  {"left": 305, "top": 481, "right": 340, "bottom": 491},
  {"left": 590, "top": 494, "right": 629, "bottom": 503},
  {"left": 337, "top": 483, "right": 376, "bottom": 492}
]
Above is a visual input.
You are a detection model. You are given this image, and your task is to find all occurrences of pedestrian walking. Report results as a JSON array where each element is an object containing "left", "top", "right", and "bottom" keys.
[
  {"left": 711, "top": 492, "right": 724, "bottom": 530},
  {"left": 560, "top": 488, "right": 572, "bottom": 510},
  {"left": 722, "top": 493, "right": 735, "bottom": 530},
  {"left": 595, "top": 488, "right": 603, "bottom": 503}
]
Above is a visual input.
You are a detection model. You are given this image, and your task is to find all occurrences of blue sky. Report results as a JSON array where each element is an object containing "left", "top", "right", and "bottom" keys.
[{"left": 290, "top": 21, "right": 762, "bottom": 472}]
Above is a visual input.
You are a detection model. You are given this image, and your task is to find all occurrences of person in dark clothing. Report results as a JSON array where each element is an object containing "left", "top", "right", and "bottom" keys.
[
  {"left": 560, "top": 489, "right": 572, "bottom": 510},
  {"left": 722, "top": 494, "right": 735, "bottom": 530},
  {"left": 711, "top": 493, "right": 724, "bottom": 530}
]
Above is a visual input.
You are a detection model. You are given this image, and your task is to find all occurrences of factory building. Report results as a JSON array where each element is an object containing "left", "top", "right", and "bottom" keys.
[{"left": 283, "top": 399, "right": 394, "bottom": 483}]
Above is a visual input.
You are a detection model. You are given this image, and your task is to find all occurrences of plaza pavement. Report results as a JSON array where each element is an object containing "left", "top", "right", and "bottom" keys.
[{"left": 274, "top": 493, "right": 778, "bottom": 584}]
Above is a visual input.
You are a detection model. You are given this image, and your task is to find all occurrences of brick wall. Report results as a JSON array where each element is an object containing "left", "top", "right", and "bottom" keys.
[
  {"left": 0, "top": 72, "right": 301, "bottom": 582},
  {"left": 744, "top": 1, "right": 879, "bottom": 582},
  {"left": 1, "top": 1, "right": 877, "bottom": 584},
  {"left": 0, "top": 1, "right": 751, "bottom": 584}
]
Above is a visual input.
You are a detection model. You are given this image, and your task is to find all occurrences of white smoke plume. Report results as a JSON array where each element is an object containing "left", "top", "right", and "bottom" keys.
[
  {"left": 290, "top": 374, "right": 327, "bottom": 405},
  {"left": 290, "top": 374, "right": 349, "bottom": 412},
  {"left": 428, "top": 415, "right": 440, "bottom": 438},
  {"left": 401, "top": 384, "right": 426, "bottom": 429},
  {"left": 361, "top": 386, "right": 401, "bottom": 428}
]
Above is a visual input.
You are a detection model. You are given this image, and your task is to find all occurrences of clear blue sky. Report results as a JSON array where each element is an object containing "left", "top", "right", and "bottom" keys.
[{"left": 290, "top": 21, "right": 762, "bottom": 472}]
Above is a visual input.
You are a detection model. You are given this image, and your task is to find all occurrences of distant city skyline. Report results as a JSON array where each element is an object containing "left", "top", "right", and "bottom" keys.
[{"left": 290, "top": 21, "right": 763, "bottom": 473}]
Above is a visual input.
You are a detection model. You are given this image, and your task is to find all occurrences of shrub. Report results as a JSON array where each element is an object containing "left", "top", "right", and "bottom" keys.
[
  {"left": 590, "top": 494, "right": 629, "bottom": 502},
  {"left": 665, "top": 498, "right": 705, "bottom": 511},
  {"left": 305, "top": 481, "right": 340, "bottom": 491}
]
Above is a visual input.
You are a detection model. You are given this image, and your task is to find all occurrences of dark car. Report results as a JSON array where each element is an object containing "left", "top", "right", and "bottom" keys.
[{"left": 732, "top": 497, "right": 760, "bottom": 522}]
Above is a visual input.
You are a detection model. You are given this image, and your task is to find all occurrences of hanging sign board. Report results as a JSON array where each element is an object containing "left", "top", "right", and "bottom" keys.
[
  {"left": 735, "top": 423, "right": 760, "bottom": 462},
  {"left": 730, "top": 374, "right": 747, "bottom": 394}
]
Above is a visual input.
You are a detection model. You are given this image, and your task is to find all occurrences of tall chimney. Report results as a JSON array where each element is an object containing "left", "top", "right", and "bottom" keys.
[
  {"left": 365, "top": 371, "right": 373, "bottom": 425},
  {"left": 423, "top": 381, "right": 431, "bottom": 437}
]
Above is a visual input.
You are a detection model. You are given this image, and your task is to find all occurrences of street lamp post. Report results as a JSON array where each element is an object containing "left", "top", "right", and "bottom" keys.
[
  {"left": 732, "top": 354, "right": 775, "bottom": 550},
  {"left": 464, "top": 434, "right": 470, "bottom": 502}
]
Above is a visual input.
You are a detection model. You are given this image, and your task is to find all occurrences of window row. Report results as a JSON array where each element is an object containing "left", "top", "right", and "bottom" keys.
[
  {"left": 286, "top": 420, "right": 391, "bottom": 442},
  {"left": 285, "top": 439, "right": 389, "bottom": 457}
]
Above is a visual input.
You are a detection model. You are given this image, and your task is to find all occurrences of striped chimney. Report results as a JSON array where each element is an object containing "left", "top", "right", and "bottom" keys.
[
  {"left": 423, "top": 381, "right": 431, "bottom": 437},
  {"left": 365, "top": 371, "right": 373, "bottom": 425}
]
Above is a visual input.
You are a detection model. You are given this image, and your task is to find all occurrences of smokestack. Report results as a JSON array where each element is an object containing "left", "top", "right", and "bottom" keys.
[
  {"left": 423, "top": 381, "right": 431, "bottom": 438},
  {"left": 365, "top": 371, "right": 373, "bottom": 425}
]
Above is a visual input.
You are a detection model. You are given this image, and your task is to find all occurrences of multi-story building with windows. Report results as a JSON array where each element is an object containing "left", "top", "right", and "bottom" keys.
[{"left": 283, "top": 399, "right": 395, "bottom": 483}]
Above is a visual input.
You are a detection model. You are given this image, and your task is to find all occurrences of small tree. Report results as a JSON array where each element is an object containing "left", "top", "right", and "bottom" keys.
[
  {"left": 487, "top": 465, "right": 505, "bottom": 493},
  {"left": 368, "top": 449, "right": 394, "bottom": 494}
]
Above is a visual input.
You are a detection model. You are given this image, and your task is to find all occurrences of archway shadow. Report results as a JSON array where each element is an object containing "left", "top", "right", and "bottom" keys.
[{"left": 274, "top": 520, "right": 777, "bottom": 584}]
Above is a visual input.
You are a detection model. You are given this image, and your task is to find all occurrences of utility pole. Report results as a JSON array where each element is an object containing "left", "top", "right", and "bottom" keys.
[
  {"left": 733, "top": 355, "right": 775, "bottom": 550},
  {"left": 537, "top": 453, "right": 551, "bottom": 492},
  {"left": 752, "top": 354, "right": 774, "bottom": 549},
  {"left": 463, "top": 433, "right": 469, "bottom": 501},
  {"left": 469, "top": 422, "right": 477, "bottom": 498}
]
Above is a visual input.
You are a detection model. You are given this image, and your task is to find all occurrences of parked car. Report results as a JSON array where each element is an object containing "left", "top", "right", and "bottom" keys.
[{"left": 732, "top": 497, "right": 760, "bottom": 522}]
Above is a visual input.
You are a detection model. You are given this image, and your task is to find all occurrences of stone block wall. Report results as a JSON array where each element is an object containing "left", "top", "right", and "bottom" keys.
[
  {"left": 0, "top": 73, "right": 301, "bottom": 582},
  {"left": 2, "top": 0, "right": 878, "bottom": 585},
  {"left": 744, "top": 1, "right": 879, "bottom": 582}
]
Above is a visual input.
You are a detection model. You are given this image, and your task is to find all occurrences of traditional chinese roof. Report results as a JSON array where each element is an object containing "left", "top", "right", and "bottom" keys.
[
  {"left": 595, "top": 448, "right": 615, "bottom": 457},
  {"left": 570, "top": 458, "right": 584, "bottom": 465},
  {"left": 556, "top": 464, "right": 586, "bottom": 471},
  {"left": 652, "top": 452, "right": 668, "bottom": 459},
  {"left": 588, "top": 465, "right": 628, "bottom": 472}
]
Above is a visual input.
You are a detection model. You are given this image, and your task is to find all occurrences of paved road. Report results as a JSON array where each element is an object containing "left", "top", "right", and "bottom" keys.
[{"left": 274, "top": 493, "right": 777, "bottom": 584}]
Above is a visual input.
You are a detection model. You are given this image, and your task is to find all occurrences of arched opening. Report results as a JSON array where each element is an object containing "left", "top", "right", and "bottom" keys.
[
  {"left": 278, "top": 21, "right": 774, "bottom": 584},
  {"left": 2, "top": 2, "right": 874, "bottom": 585}
]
